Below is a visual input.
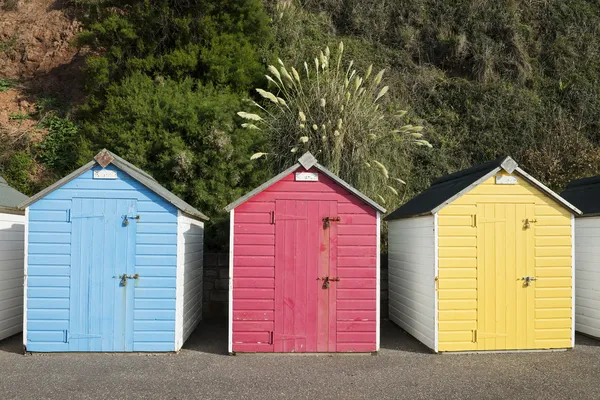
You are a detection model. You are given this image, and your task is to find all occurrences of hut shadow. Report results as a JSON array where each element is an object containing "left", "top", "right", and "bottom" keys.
[
  {"left": 182, "top": 320, "right": 229, "bottom": 355},
  {"left": 575, "top": 333, "right": 600, "bottom": 347},
  {"left": 0, "top": 333, "right": 24, "bottom": 355},
  {"left": 183, "top": 320, "right": 434, "bottom": 355},
  {"left": 379, "top": 320, "right": 435, "bottom": 354}
]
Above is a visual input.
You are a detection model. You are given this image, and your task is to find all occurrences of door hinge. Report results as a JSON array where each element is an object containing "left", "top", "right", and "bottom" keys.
[
  {"left": 64, "top": 330, "right": 68, "bottom": 343},
  {"left": 66, "top": 209, "right": 71, "bottom": 222},
  {"left": 471, "top": 214, "right": 476, "bottom": 227},
  {"left": 270, "top": 211, "right": 274, "bottom": 225},
  {"left": 472, "top": 329, "right": 477, "bottom": 343}
]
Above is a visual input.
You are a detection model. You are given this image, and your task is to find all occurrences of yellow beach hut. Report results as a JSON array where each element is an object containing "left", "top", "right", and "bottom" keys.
[{"left": 385, "top": 156, "right": 580, "bottom": 352}]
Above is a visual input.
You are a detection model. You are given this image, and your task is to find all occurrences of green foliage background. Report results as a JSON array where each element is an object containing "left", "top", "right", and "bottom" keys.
[{"left": 3, "top": 0, "right": 600, "bottom": 249}]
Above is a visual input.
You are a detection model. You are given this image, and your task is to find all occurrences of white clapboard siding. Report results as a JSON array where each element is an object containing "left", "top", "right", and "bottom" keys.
[
  {"left": 575, "top": 217, "right": 600, "bottom": 338},
  {"left": 0, "top": 212, "right": 24, "bottom": 341},
  {"left": 387, "top": 216, "right": 436, "bottom": 350},
  {"left": 175, "top": 211, "right": 204, "bottom": 350}
]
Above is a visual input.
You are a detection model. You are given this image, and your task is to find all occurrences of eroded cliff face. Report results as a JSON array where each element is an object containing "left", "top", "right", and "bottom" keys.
[
  {"left": 1, "top": 0, "right": 85, "bottom": 119},
  {"left": 0, "top": 0, "right": 86, "bottom": 191}
]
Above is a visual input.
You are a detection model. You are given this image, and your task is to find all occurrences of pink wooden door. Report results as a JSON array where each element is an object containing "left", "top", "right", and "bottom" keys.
[{"left": 274, "top": 199, "right": 338, "bottom": 352}]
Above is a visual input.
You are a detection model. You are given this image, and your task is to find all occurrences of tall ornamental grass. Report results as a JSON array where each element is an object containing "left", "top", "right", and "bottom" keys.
[{"left": 238, "top": 42, "right": 429, "bottom": 205}]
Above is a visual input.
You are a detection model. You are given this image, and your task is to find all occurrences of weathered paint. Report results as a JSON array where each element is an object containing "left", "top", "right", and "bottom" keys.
[
  {"left": 231, "top": 168, "right": 378, "bottom": 352},
  {"left": 437, "top": 171, "right": 573, "bottom": 351},
  {"left": 0, "top": 211, "right": 24, "bottom": 341},
  {"left": 25, "top": 164, "right": 204, "bottom": 352}
]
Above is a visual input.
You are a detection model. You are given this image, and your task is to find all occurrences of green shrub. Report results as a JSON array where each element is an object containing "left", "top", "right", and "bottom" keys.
[
  {"left": 79, "top": 72, "right": 270, "bottom": 249},
  {"left": 8, "top": 113, "right": 30, "bottom": 123},
  {"left": 2, "top": 151, "right": 34, "bottom": 194},
  {"left": 77, "top": 0, "right": 272, "bottom": 95},
  {"left": 0, "top": 79, "right": 15, "bottom": 92},
  {"left": 37, "top": 116, "right": 80, "bottom": 175}
]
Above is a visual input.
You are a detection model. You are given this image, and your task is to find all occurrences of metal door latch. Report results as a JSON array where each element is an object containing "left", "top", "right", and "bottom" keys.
[
  {"left": 322, "top": 216, "right": 340, "bottom": 228},
  {"left": 317, "top": 276, "right": 340, "bottom": 289},
  {"left": 119, "top": 273, "right": 139, "bottom": 286},
  {"left": 523, "top": 218, "right": 537, "bottom": 229},
  {"left": 522, "top": 276, "right": 537, "bottom": 286},
  {"left": 123, "top": 215, "right": 140, "bottom": 226}
]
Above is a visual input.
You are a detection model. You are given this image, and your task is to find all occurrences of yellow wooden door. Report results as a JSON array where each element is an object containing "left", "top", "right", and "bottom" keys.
[{"left": 476, "top": 203, "right": 535, "bottom": 350}]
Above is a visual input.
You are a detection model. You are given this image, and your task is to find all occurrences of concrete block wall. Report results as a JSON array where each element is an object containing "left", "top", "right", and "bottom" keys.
[
  {"left": 202, "top": 253, "right": 389, "bottom": 320},
  {"left": 202, "top": 253, "right": 230, "bottom": 319}
]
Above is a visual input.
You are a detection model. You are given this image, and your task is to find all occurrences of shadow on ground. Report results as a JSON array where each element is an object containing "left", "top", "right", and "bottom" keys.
[
  {"left": 182, "top": 319, "right": 432, "bottom": 355},
  {"left": 182, "top": 320, "right": 229, "bottom": 355},
  {"left": 5, "top": 320, "right": 597, "bottom": 355},
  {"left": 379, "top": 320, "right": 434, "bottom": 354},
  {"left": 0, "top": 333, "right": 22, "bottom": 355}
]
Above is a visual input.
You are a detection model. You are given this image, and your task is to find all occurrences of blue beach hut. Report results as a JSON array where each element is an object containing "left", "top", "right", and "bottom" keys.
[{"left": 19, "top": 149, "right": 208, "bottom": 352}]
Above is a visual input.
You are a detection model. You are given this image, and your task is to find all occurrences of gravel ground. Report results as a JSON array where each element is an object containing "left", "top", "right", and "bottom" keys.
[{"left": 1, "top": 321, "right": 599, "bottom": 400}]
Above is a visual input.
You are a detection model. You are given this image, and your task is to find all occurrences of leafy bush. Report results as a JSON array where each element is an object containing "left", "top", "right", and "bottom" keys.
[
  {"left": 241, "top": 42, "right": 428, "bottom": 206},
  {"left": 2, "top": 151, "right": 34, "bottom": 195},
  {"left": 37, "top": 116, "right": 80, "bottom": 175},
  {"left": 79, "top": 73, "right": 270, "bottom": 249},
  {"left": 77, "top": 0, "right": 272, "bottom": 96},
  {"left": 0, "top": 78, "right": 15, "bottom": 92}
]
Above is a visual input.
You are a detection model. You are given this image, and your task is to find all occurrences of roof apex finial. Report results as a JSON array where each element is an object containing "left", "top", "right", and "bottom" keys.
[
  {"left": 94, "top": 149, "right": 115, "bottom": 168},
  {"left": 500, "top": 156, "right": 518, "bottom": 174},
  {"left": 298, "top": 152, "right": 318, "bottom": 170}
]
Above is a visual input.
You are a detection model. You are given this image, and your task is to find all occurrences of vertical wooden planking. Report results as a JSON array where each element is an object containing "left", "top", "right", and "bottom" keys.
[
  {"left": 294, "top": 200, "right": 307, "bottom": 352},
  {"left": 526, "top": 203, "right": 535, "bottom": 349},
  {"left": 274, "top": 200, "right": 285, "bottom": 352},
  {"left": 317, "top": 200, "right": 329, "bottom": 352},
  {"left": 515, "top": 204, "right": 526, "bottom": 349},
  {"left": 114, "top": 200, "right": 127, "bottom": 351},
  {"left": 495, "top": 204, "right": 506, "bottom": 350},
  {"left": 328, "top": 201, "right": 337, "bottom": 352},
  {"left": 283, "top": 199, "right": 295, "bottom": 352},
  {"left": 305, "top": 201, "right": 319, "bottom": 352},
  {"left": 102, "top": 198, "right": 116, "bottom": 351},
  {"left": 90, "top": 199, "right": 103, "bottom": 351},
  {"left": 505, "top": 204, "right": 516, "bottom": 350}
]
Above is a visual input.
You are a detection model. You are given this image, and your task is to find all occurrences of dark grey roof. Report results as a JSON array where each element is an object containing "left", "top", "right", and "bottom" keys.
[
  {"left": 562, "top": 176, "right": 600, "bottom": 216},
  {"left": 19, "top": 149, "right": 208, "bottom": 221},
  {"left": 225, "top": 152, "right": 386, "bottom": 213},
  {"left": 386, "top": 156, "right": 580, "bottom": 221},
  {"left": 0, "top": 176, "right": 28, "bottom": 212}
]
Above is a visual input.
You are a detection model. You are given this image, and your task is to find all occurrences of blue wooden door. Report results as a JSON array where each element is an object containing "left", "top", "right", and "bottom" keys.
[{"left": 69, "top": 198, "right": 137, "bottom": 351}]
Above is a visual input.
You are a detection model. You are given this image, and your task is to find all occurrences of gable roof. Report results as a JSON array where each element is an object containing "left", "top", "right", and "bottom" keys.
[
  {"left": 561, "top": 176, "right": 600, "bottom": 216},
  {"left": 19, "top": 149, "right": 209, "bottom": 221},
  {"left": 0, "top": 177, "right": 28, "bottom": 213},
  {"left": 385, "top": 156, "right": 580, "bottom": 221},
  {"left": 224, "top": 152, "right": 386, "bottom": 213}
]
